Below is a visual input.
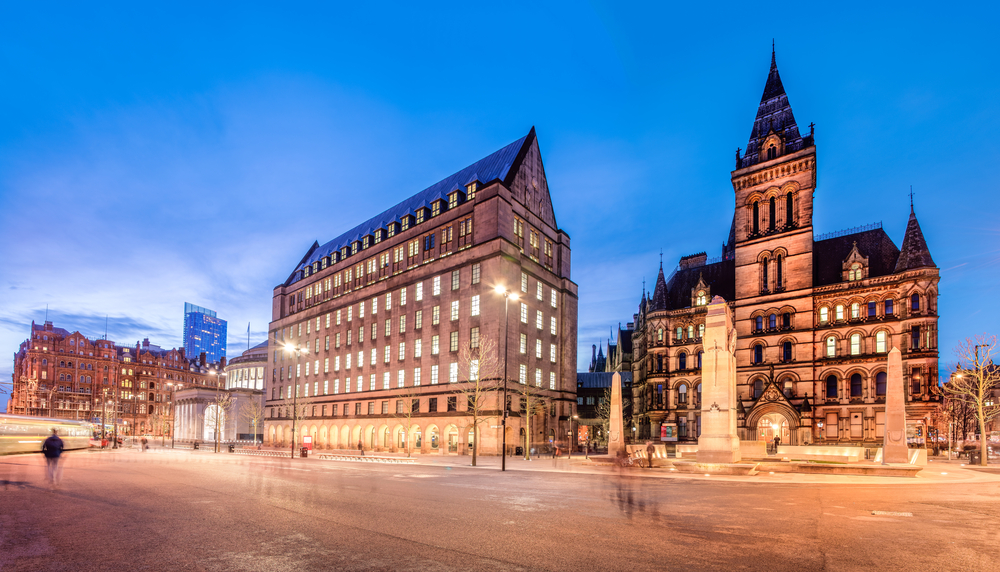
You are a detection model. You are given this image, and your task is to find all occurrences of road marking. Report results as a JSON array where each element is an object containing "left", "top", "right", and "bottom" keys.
[{"left": 871, "top": 511, "right": 912, "bottom": 517}]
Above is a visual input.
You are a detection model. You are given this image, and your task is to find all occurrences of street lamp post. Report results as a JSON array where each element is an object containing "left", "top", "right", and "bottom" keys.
[
  {"left": 570, "top": 414, "right": 578, "bottom": 460},
  {"left": 282, "top": 344, "right": 306, "bottom": 459},
  {"left": 494, "top": 286, "right": 519, "bottom": 472}
]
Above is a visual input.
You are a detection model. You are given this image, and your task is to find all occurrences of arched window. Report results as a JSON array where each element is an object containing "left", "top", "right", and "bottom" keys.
[
  {"left": 776, "top": 255, "right": 783, "bottom": 288},
  {"left": 885, "top": 299, "right": 894, "bottom": 316},
  {"left": 875, "top": 372, "right": 887, "bottom": 396},
  {"left": 782, "top": 312, "right": 791, "bottom": 328},
  {"left": 676, "top": 327, "right": 682, "bottom": 340},
  {"left": 911, "top": 293, "right": 920, "bottom": 311},
  {"left": 42, "top": 359, "right": 47, "bottom": 366},
  {"left": 761, "top": 257, "right": 769, "bottom": 291},
  {"left": 697, "top": 383, "right": 702, "bottom": 405},
  {"left": 875, "top": 331, "right": 887, "bottom": 353},
  {"left": 850, "top": 333, "right": 862, "bottom": 355},
  {"left": 697, "top": 351, "right": 703, "bottom": 368},
  {"left": 657, "top": 328, "right": 663, "bottom": 342},
  {"left": 769, "top": 197, "right": 776, "bottom": 231},
  {"left": 678, "top": 385, "right": 688, "bottom": 404},
  {"left": 785, "top": 192, "right": 793, "bottom": 225},
  {"left": 783, "top": 379, "right": 793, "bottom": 398},
  {"left": 769, "top": 314, "right": 777, "bottom": 329},
  {"left": 678, "top": 352, "right": 687, "bottom": 370},
  {"left": 849, "top": 263, "right": 862, "bottom": 281},
  {"left": 767, "top": 144, "right": 776, "bottom": 160},
  {"left": 825, "top": 336, "right": 836, "bottom": 358},
  {"left": 752, "top": 202, "right": 760, "bottom": 234},
  {"left": 782, "top": 341, "right": 792, "bottom": 361},
  {"left": 656, "top": 354, "right": 663, "bottom": 372},
  {"left": 851, "top": 302, "right": 860, "bottom": 319},
  {"left": 850, "top": 373, "right": 863, "bottom": 397},
  {"left": 819, "top": 307, "right": 829, "bottom": 323},
  {"left": 687, "top": 325, "right": 694, "bottom": 339},
  {"left": 754, "top": 378, "right": 764, "bottom": 399},
  {"left": 753, "top": 345, "right": 763, "bottom": 364},
  {"left": 755, "top": 316, "right": 764, "bottom": 331},
  {"left": 696, "top": 290, "right": 707, "bottom": 305},
  {"left": 835, "top": 305, "right": 844, "bottom": 321},
  {"left": 698, "top": 324, "right": 705, "bottom": 338},
  {"left": 826, "top": 375, "right": 838, "bottom": 398}
]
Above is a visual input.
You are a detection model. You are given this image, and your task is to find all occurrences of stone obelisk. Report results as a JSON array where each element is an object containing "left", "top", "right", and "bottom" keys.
[
  {"left": 882, "top": 347, "right": 909, "bottom": 464},
  {"left": 697, "top": 296, "right": 741, "bottom": 464},
  {"left": 608, "top": 372, "right": 626, "bottom": 457}
]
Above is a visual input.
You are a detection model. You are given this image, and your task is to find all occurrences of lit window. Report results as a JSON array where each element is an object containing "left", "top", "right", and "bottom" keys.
[
  {"left": 521, "top": 272, "right": 528, "bottom": 293},
  {"left": 398, "top": 343, "right": 405, "bottom": 361},
  {"left": 519, "top": 364, "right": 527, "bottom": 384},
  {"left": 431, "top": 335, "right": 439, "bottom": 355},
  {"left": 835, "top": 305, "right": 844, "bottom": 321},
  {"left": 416, "top": 283, "right": 423, "bottom": 301},
  {"left": 550, "top": 344, "right": 557, "bottom": 362},
  {"left": 450, "top": 331, "right": 458, "bottom": 352},
  {"left": 432, "top": 306, "right": 440, "bottom": 325},
  {"left": 819, "top": 307, "right": 828, "bottom": 323},
  {"left": 851, "top": 303, "right": 859, "bottom": 319},
  {"left": 433, "top": 276, "right": 441, "bottom": 296},
  {"left": 549, "top": 372, "right": 556, "bottom": 390},
  {"left": 450, "top": 363, "right": 458, "bottom": 383},
  {"left": 519, "top": 334, "right": 527, "bottom": 354},
  {"left": 471, "top": 263, "right": 481, "bottom": 285},
  {"left": 471, "top": 295, "right": 480, "bottom": 316},
  {"left": 536, "top": 281, "right": 543, "bottom": 301},
  {"left": 431, "top": 365, "right": 439, "bottom": 385},
  {"left": 535, "top": 339, "right": 542, "bottom": 359},
  {"left": 520, "top": 303, "right": 527, "bottom": 323},
  {"left": 850, "top": 334, "right": 861, "bottom": 355},
  {"left": 414, "top": 339, "right": 422, "bottom": 358},
  {"left": 696, "top": 290, "right": 707, "bottom": 305},
  {"left": 536, "top": 311, "right": 543, "bottom": 330},
  {"left": 471, "top": 327, "right": 480, "bottom": 348},
  {"left": 826, "top": 336, "right": 836, "bottom": 357},
  {"left": 535, "top": 368, "right": 542, "bottom": 387},
  {"left": 550, "top": 317, "right": 557, "bottom": 335},
  {"left": 451, "top": 301, "right": 459, "bottom": 321},
  {"left": 875, "top": 331, "right": 887, "bottom": 353}
]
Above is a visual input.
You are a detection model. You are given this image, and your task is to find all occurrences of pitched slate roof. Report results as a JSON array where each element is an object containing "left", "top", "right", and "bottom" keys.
[
  {"left": 650, "top": 265, "right": 668, "bottom": 311},
  {"left": 813, "top": 228, "right": 900, "bottom": 286},
  {"left": 288, "top": 129, "right": 534, "bottom": 284},
  {"left": 894, "top": 208, "right": 935, "bottom": 272},
  {"left": 740, "top": 50, "right": 805, "bottom": 168},
  {"left": 663, "top": 259, "right": 736, "bottom": 311}
]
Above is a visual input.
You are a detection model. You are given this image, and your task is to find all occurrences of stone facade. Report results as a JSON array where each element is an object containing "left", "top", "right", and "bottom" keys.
[
  {"left": 630, "top": 51, "right": 941, "bottom": 447},
  {"left": 8, "top": 321, "right": 226, "bottom": 436},
  {"left": 264, "top": 128, "right": 578, "bottom": 455}
]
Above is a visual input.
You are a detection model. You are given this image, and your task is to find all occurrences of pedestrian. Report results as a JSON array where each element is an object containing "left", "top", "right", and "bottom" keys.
[
  {"left": 646, "top": 441, "right": 655, "bottom": 468},
  {"left": 773, "top": 435, "right": 781, "bottom": 453},
  {"left": 141, "top": 436, "right": 148, "bottom": 452},
  {"left": 358, "top": 439, "right": 364, "bottom": 456},
  {"left": 41, "top": 428, "right": 64, "bottom": 489}
]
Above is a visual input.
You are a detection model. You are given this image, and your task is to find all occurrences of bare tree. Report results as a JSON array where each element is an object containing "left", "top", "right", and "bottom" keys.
[
  {"left": 238, "top": 395, "right": 266, "bottom": 447},
  {"left": 203, "top": 391, "right": 235, "bottom": 453},
  {"left": 510, "top": 377, "right": 549, "bottom": 461},
  {"left": 391, "top": 385, "right": 422, "bottom": 457},
  {"left": 455, "top": 337, "right": 503, "bottom": 466},
  {"left": 944, "top": 335, "right": 1000, "bottom": 466},
  {"left": 147, "top": 409, "right": 171, "bottom": 446}
]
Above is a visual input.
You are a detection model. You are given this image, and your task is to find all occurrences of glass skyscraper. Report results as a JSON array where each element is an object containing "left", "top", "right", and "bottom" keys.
[{"left": 183, "top": 302, "right": 227, "bottom": 362}]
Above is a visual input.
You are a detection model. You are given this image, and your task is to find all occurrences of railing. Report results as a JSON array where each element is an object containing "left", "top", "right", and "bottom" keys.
[
  {"left": 317, "top": 454, "right": 417, "bottom": 464},
  {"left": 815, "top": 221, "right": 882, "bottom": 241},
  {"left": 233, "top": 449, "right": 292, "bottom": 458}
]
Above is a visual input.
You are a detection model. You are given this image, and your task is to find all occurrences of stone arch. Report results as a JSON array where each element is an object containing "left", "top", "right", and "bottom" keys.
[
  {"left": 268, "top": 425, "right": 276, "bottom": 446},
  {"left": 309, "top": 425, "right": 318, "bottom": 448},
  {"left": 392, "top": 423, "right": 408, "bottom": 453},
  {"left": 376, "top": 423, "right": 390, "bottom": 450},
  {"left": 318, "top": 425, "right": 329, "bottom": 449},
  {"left": 363, "top": 424, "right": 377, "bottom": 449},
  {"left": 351, "top": 425, "right": 362, "bottom": 447},
  {"left": 425, "top": 423, "right": 440, "bottom": 452},
  {"left": 745, "top": 401, "right": 800, "bottom": 444},
  {"left": 340, "top": 425, "right": 351, "bottom": 449},
  {"left": 443, "top": 423, "right": 460, "bottom": 454}
]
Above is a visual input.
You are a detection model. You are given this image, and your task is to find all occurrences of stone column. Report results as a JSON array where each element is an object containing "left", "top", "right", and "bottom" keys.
[
  {"left": 608, "top": 372, "right": 626, "bottom": 456},
  {"left": 697, "top": 296, "right": 741, "bottom": 464},
  {"left": 883, "top": 347, "right": 908, "bottom": 464}
]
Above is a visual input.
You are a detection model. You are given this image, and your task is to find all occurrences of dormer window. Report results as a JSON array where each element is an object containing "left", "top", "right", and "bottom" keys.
[
  {"left": 448, "top": 191, "right": 462, "bottom": 209},
  {"left": 401, "top": 215, "right": 413, "bottom": 231},
  {"left": 362, "top": 236, "right": 370, "bottom": 249},
  {"left": 696, "top": 290, "right": 707, "bottom": 305},
  {"left": 351, "top": 241, "right": 359, "bottom": 255},
  {"left": 321, "top": 257, "right": 328, "bottom": 269},
  {"left": 373, "top": 229, "right": 384, "bottom": 244},
  {"left": 431, "top": 201, "right": 441, "bottom": 218},
  {"left": 387, "top": 222, "right": 398, "bottom": 237},
  {"left": 415, "top": 208, "right": 426, "bottom": 224},
  {"left": 848, "top": 263, "right": 862, "bottom": 281}
]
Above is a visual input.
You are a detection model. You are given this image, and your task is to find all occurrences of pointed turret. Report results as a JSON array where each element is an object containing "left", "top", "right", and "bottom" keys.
[
  {"left": 650, "top": 263, "right": 668, "bottom": 311},
  {"left": 739, "top": 48, "right": 804, "bottom": 167},
  {"left": 894, "top": 206, "right": 935, "bottom": 272}
]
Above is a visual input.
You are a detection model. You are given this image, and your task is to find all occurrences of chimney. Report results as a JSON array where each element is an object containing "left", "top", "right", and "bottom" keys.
[
  {"left": 200, "top": 352, "right": 207, "bottom": 366},
  {"left": 591, "top": 344, "right": 597, "bottom": 363},
  {"left": 142, "top": 338, "right": 150, "bottom": 348},
  {"left": 220, "top": 356, "right": 227, "bottom": 368}
]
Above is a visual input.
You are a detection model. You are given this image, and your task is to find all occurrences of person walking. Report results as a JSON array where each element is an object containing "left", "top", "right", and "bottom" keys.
[
  {"left": 141, "top": 436, "right": 148, "bottom": 452},
  {"left": 358, "top": 439, "right": 364, "bottom": 456},
  {"left": 773, "top": 435, "right": 781, "bottom": 454},
  {"left": 646, "top": 441, "right": 656, "bottom": 468},
  {"left": 41, "top": 428, "right": 64, "bottom": 489}
]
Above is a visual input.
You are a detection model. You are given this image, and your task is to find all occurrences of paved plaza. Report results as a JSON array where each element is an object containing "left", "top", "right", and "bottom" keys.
[{"left": 2, "top": 448, "right": 998, "bottom": 571}]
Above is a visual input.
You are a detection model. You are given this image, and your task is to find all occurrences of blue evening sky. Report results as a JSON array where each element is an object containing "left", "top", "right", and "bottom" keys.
[{"left": 2, "top": 3, "right": 998, "bottom": 407}]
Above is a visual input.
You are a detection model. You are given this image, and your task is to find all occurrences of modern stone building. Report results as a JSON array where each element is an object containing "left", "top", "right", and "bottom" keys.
[
  {"left": 264, "top": 128, "right": 578, "bottom": 455},
  {"left": 630, "top": 51, "right": 941, "bottom": 447},
  {"left": 9, "top": 321, "right": 226, "bottom": 437}
]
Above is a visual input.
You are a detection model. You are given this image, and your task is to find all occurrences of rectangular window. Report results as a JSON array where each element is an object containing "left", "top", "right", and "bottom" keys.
[
  {"left": 536, "top": 281, "right": 543, "bottom": 301},
  {"left": 400, "top": 287, "right": 407, "bottom": 306},
  {"left": 370, "top": 348, "right": 377, "bottom": 366},
  {"left": 550, "top": 317, "right": 557, "bottom": 335},
  {"left": 519, "top": 334, "right": 527, "bottom": 354},
  {"left": 385, "top": 319, "right": 391, "bottom": 337},
  {"left": 520, "top": 303, "right": 527, "bottom": 323},
  {"left": 549, "top": 372, "right": 556, "bottom": 390},
  {"left": 536, "top": 310, "right": 543, "bottom": 330},
  {"left": 399, "top": 315, "right": 406, "bottom": 333},
  {"left": 359, "top": 301, "right": 365, "bottom": 318},
  {"left": 535, "top": 339, "right": 542, "bottom": 359},
  {"left": 397, "top": 370, "right": 405, "bottom": 388},
  {"left": 347, "top": 331, "right": 352, "bottom": 346},
  {"left": 348, "top": 306, "right": 353, "bottom": 322},
  {"left": 826, "top": 413, "right": 839, "bottom": 439},
  {"left": 414, "top": 339, "right": 422, "bottom": 358},
  {"left": 335, "top": 333, "right": 341, "bottom": 348},
  {"left": 451, "top": 270, "right": 460, "bottom": 290},
  {"left": 868, "top": 301, "right": 877, "bottom": 318},
  {"left": 450, "top": 331, "right": 459, "bottom": 352},
  {"left": 398, "top": 342, "right": 406, "bottom": 360},
  {"left": 471, "top": 327, "right": 480, "bottom": 349},
  {"left": 415, "top": 310, "right": 423, "bottom": 329},
  {"left": 550, "top": 290, "right": 557, "bottom": 308},
  {"left": 429, "top": 397, "right": 438, "bottom": 412},
  {"left": 334, "top": 379, "right": 340, "bottom": 394},
  {"left": 413, "top": 367, "right": 421, "bottom": 386},
  {"left": 382, "top": 372, "right": 390, "bottom": 390},
  {"left": 372, "top": 297, "right": 378, "bottom": 315},
  {"left": 384, "top": 345, "right": 390, "bottom": 363},
  {"left": 431, "top": 335, "right": 440, "bottom": 355},
  {"left": 324, "top": 358, "right": 330, "bottom": 373},
  {"left": 450, "top": 301, "right": 459, "bottom": 321},
  {"left": 416, "top": 283, "right": 423, "bottom": 301},
  {"left": 369, "top": 374, "right": 375, "bottom": 391},
  {"left": 472, "top": 263, "right": 481, "bottom": 285},
  {"left": 885, "top": 299, "right": 893, "bottom": 315},
  {"left": 470, "top": 359, "right": 479, "bottom": 381},
  {"left": 326, "top": 313, "right": 331, "bottom": 328},
  {"left": 448, "top": 396, "right": 457, "bottom": 412},
  {"left": 335, "top": 356, "right": 340, "bottom": 371},
  {"left": 471, "top": 295, "right": 480, "bottom": 316},
  {"left": 449, "top": 362, "right": 458, "bottom": 383},
  {"left": 535, "top": 368, "right": 542, "bottom": 387},
  {"left": 431, "top": 365, "right": 439, "bottom": 385},
  {"left": 432, "top": 306, "right": 440, "bottom": 325},
  {"left": 336, "top": 309, "right": 342, "bottom": 325},
  {"left": 325, "top": 336, "right": 330, "bottom": 351},
  {"left": 519, "top": 364, "right": 527, "bottom": 384},
  {"left": 521, "top": 272, "right": 528, "bottom": 293},
  {"left": 346, "top": 354, "right": 351, "bottom": 369},
  {"left": 550, "top": 344, "right": 557, "bottom": 363},
  {"left": 433, "top": 276, "right": 441, "bottom": 296}
]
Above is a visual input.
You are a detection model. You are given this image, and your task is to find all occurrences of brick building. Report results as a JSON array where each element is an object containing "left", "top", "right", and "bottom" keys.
[
  {"left": 9, "top": 320, "right": 226, "bottom": 437},
  {"left": 264, "top": 128, "right": 578, "bottom": 455},
  {"left": 629, "top": 51, "right": 941, "bottom": 447}
]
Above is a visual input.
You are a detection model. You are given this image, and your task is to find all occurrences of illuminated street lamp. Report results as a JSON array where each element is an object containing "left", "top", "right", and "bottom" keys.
[
  {"left": 282, "top": 343, "right": 307, "bottom": 459},
  {"left": 167, "top": 382, "right": 182, "bottom": 448},
  {"left": 494, "top": 285, "right": 519, "bottom": 472}
]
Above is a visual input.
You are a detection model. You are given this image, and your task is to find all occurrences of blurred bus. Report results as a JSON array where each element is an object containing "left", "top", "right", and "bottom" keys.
[{"left": 0, "top": 414, "right": 94, "bottom": 455}]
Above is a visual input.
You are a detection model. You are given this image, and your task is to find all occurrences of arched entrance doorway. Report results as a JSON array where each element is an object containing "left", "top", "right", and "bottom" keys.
[{"left": 757, "top": 413, "right": 791, "bottom": 443}]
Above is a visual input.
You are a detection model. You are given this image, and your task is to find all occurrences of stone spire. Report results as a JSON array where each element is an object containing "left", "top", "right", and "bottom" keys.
[
  {"left": 651, "top": 263, "right": 668, "bottom": 311},
  {"left": 739, "top": 47, "right": 804, "bottom": 168},
  {"left": 894, "top": 205, "right": 935, "bottom": 272}
]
